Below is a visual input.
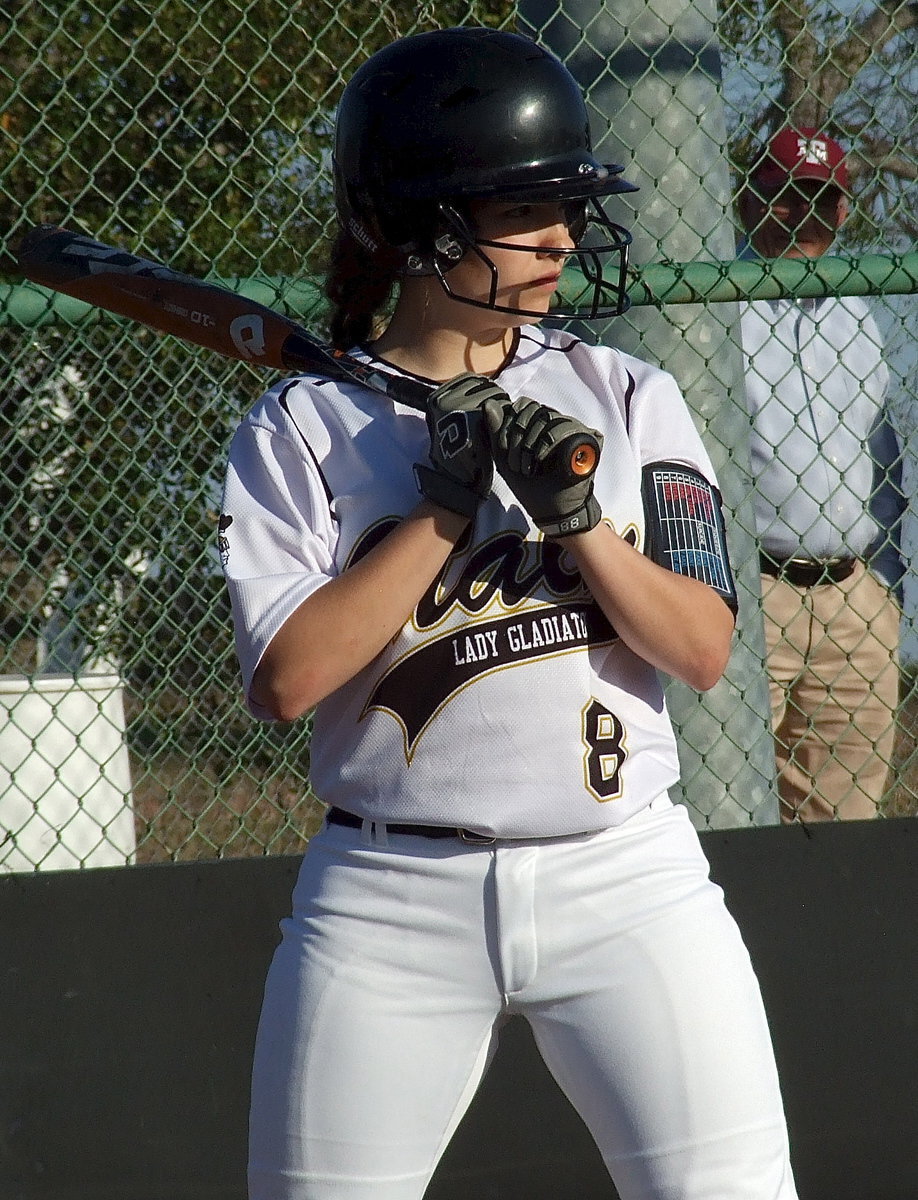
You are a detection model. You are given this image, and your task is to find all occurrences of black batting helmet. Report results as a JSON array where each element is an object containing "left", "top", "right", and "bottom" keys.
[{"left": 332, "top": 27, "right": 638, "bottom": 320}]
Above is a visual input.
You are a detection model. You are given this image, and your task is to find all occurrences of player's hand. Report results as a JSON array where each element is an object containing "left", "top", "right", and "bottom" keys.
[
  {"left": 483, "top": 397, "right": 604, "bottom": 538},
  {"left": 414, "top": 373, "right": 505, "bottom": 518}
]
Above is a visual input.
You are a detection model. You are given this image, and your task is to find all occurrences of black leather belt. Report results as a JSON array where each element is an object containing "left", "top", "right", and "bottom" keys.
[
  {"left": 326, "top": 806, "right": 497, "bottom": 845},
  {"left": 760, "top": 552, "right": 857, "bottom": 587}
]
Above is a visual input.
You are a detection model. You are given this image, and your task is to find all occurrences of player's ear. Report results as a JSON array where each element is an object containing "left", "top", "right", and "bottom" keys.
[{"left": 835, "top": 193, "right": 849, "bottom": 229}]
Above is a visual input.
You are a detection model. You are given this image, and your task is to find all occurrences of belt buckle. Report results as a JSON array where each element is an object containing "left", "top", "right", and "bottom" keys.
[
  {"left": 786, "top": 557, "right": 823, "bottom": 584},
  {"left": 458, "top": 828, "right": 497, "bottom": 845},
  {"left": 790, "top": 556, "right": 854, "bottom": 584}
]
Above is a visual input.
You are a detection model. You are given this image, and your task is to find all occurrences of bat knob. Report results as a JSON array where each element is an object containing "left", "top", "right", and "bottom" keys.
[
  {"left": 552, "top": 432, "right": 600, "bottom": 482},
  {"left": 569, "top": 442, "right": 598, "bottom": 477}
]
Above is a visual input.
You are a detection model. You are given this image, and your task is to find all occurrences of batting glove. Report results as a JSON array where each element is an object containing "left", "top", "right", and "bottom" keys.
[
  {"left": 483, "top": 397, "right": 604, "bottom": 538},
  {"left": 414, "top": 373, "right": 506, "bottom": 518}
]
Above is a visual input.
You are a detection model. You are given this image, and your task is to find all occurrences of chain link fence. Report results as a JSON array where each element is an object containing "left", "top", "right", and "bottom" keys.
[{"left": 1, "top": 0, "right": 915, "bottom": 868}]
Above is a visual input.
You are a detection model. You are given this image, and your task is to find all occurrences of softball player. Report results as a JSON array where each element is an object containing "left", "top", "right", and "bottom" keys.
[{"left": 221, "top": 27, "right": 798, "bottom": 1200}]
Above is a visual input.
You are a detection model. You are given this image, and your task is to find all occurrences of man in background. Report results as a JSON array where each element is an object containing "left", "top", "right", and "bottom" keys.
[{"left": 737, "top": 126, "right": 905, "bottom": 821}]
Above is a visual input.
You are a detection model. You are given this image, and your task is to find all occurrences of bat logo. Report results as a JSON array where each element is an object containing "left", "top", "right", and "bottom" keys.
[
  {"left": 229, "top": 314, "right": 267, "bottom": 360},
  {"left": 162, "top": 300, "right": 216, "bottom": 329},
  {"left": 65, "top": 237, "right": 178, "bottom": 281}
]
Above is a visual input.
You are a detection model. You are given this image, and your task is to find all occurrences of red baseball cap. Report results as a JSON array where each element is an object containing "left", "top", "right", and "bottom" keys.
[{"left": 751, "top": 127, "right": 849, "bottom": 192}]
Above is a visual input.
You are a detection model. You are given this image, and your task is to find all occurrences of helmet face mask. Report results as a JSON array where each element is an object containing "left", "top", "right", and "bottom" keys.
[
  {"left": 333, "top": 27, "right": 638, "bottom": 322},
  {"left": 414, "top": 198, "right": 633, "bottom": 321}
]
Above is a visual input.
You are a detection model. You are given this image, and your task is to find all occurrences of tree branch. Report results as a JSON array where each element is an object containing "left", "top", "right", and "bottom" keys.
[
  {"left": 764, "top": 0, "right": 819, "bottom": 112},
  {"left": 851, "top": 149, "right": 918, "bottom": 183},
  {"left": 818, "top": 0, "right": 918, "bottom": 103}
]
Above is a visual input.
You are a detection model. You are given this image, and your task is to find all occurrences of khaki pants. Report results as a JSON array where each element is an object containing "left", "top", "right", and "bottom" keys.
[{"left": 761, "top": 562, "right": 900, "bottom": 822}]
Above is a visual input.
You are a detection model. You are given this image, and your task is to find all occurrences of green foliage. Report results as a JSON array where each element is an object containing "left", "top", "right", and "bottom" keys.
[
  {"left": 1, "top": 0, "right": 515, "bottom": 276},
  {"left": 0, "top": 319, "right": 245, "bottom": 669}
]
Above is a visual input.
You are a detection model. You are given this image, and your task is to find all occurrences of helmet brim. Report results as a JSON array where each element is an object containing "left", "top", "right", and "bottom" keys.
[{"left": 460, "top": 168, "right": 640, "bottom": 203}]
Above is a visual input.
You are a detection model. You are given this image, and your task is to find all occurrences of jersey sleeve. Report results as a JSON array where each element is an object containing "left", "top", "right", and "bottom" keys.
[
  {"left": 220, "top": 403, "right": 337, "bottom": 718},
  {"left": 617, "top": 353, "right": 738, "bottom": 611},
  {"left": 623, "top": 356, "right": 718, "bottom": 480}
]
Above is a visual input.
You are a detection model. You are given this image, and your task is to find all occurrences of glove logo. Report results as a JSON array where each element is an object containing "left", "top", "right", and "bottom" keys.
[{"left": 437, "top": 411, "right": 471, "bottom": 460}]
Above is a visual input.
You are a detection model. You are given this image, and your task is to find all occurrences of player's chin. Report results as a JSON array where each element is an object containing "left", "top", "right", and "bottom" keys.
[
  {"left": 502, "top": 286, "right": 556, "bottom": 319},
  {"left": 482, "top": 295, "right": 546, "bottom": 326}
]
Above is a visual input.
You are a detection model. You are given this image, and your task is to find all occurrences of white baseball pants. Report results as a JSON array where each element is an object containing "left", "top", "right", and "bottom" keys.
[{"left": 248, "top": 798, "right": 798, "bottom": 1199}]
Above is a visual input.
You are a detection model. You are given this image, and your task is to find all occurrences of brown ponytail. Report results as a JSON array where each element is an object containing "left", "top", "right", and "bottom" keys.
[{"left": 323, "top": 227, "right": 400, "bottom": 351}]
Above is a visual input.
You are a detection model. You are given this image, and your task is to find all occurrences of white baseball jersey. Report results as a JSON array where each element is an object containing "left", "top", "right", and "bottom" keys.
[{"left": 221, "top": 325, "right": 723, "bottom": 838}]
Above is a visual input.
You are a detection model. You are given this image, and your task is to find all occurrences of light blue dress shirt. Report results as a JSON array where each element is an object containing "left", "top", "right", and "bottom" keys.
[{"left": 737, "top": 252, "right": 904, "bottom": 598}]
